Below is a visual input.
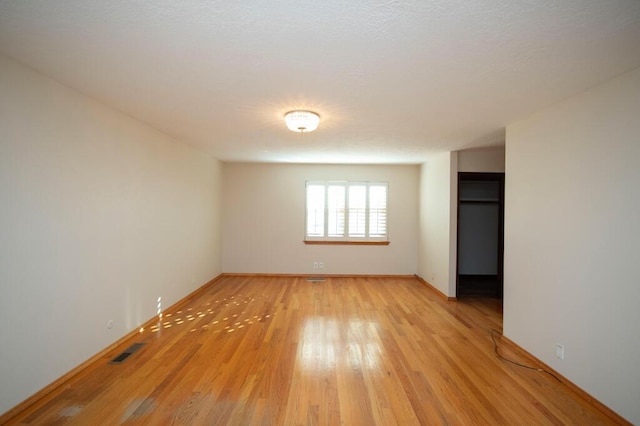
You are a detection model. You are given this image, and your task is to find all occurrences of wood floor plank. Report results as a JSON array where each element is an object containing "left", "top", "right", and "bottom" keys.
[{"left": 4, "top": 276, "right": 624, "bottom": 425}]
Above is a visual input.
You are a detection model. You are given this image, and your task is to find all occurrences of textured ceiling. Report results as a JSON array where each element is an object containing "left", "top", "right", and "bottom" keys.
[{"left": 1, "top": 0, "right": 640, "bottom": 164}]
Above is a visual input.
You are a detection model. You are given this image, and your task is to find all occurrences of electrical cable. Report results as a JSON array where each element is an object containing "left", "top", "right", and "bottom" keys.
[{"left": 490, "top": 329, "right": 561, "bottom": 382}]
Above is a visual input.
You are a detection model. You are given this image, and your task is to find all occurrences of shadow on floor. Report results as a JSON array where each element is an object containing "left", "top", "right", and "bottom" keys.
[{"left": 457, "top": 274, "right": 502, "bottom": 299}]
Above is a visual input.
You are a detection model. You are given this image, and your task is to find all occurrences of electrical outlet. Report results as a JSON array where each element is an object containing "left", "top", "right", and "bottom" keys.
[
  {"left": 313, "top": 262, "right": 319, "bottom": 269},
  {"left": 318, "top": 262, "right": 324, "bottom": 269},
  {"left": 556, "top": 344, "right": 564, "bottom": 360}
]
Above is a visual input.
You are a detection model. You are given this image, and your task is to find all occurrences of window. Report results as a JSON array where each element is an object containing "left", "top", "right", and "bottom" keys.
[{"left": 305, "top": 181, "right": 388, "bottom": 243}]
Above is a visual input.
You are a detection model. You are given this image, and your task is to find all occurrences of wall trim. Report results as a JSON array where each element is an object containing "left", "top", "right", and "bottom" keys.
[
  {"left": 0, "top": 274, "right": 225, "bottom": 424},
  {"left": 500, "top": 335, "right": 631, "bottom": 425},
  {"left": 414, "top": 274, "right": 457, "bottom": 301},
  {"left": 222, "top": 273, "right": 415, "bottom": 279}
]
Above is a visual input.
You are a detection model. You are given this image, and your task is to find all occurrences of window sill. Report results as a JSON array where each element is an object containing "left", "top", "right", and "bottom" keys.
[{"left": 303, "top": 240, "right": 390, "bottom": 246}]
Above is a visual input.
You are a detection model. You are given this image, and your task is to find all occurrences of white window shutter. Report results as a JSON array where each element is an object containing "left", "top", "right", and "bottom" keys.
[
  {"left": 306, "top": 181, "right": 388, "bottom": 241},
  {"left": 368, "top": 184, "right": 387, "bottom": 237},
  {"left": 327, "top": 184, "right": 345, "bottom": 237}
]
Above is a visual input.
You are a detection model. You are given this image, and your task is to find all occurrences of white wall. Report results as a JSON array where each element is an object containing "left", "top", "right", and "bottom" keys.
[
  {"left": 0, "top": 55, "right": 223, "bottom": 415},
  {"left": 504, "top": 66, "right": 640, "bottom": 424},
  {"left": 458, "top": 147, "right": 505, "bottom": 172},
  {"left": 222, "top": 163, "right": 418, "bottom": 275},
  {"left": 417, "top": 152, "right": 458, "bottom": 296}
]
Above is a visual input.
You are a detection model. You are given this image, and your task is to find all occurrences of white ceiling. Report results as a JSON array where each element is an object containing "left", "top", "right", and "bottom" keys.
[{"left": 1, "top": 1, "right": 640, "bottom": 164}]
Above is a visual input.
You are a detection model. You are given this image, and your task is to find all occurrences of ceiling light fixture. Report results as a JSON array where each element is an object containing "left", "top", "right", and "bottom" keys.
[{"left": 284, "top": 110, "right": 320, "bottom": 133}]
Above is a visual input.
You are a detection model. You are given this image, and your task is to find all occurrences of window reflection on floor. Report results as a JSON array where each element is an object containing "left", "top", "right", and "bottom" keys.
[{"left": 300, "top": 317, "right": 381, "bottom": 371}]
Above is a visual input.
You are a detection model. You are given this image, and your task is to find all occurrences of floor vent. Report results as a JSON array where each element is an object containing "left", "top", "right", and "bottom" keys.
[
  {"left": 307, "top": 277, "right": 326, "bottom": 282},
  {"left": 110, "top": 343, "right": 145, "bottom": 364}
]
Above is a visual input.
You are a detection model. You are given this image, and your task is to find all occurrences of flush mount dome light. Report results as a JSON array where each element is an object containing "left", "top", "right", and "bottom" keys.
[{"left": 284, "top": 110, "right": 320, "bottom": 133}]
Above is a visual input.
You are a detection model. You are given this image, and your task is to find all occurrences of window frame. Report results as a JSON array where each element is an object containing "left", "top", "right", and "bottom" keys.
[{"left": 304, "top": 180, "right": 389, "bottom": 244}]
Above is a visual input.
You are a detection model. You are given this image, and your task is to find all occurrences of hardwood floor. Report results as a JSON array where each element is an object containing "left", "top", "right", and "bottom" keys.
[{"left": 7, "top": 276, "right": 621, "bottom": 425}]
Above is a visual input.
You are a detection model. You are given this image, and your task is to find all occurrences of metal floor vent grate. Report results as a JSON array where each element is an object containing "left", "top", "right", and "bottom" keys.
[
  {"left": 109, "top": 343, "right": 145, "bottom": 364},
  {"left": 307, "top": 277, "right": 326, "bottom": 282}
]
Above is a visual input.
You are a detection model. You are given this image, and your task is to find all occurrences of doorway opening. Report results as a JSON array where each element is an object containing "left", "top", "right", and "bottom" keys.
[{"left": 456, "top": 172, "right": 505, "bottom": 299}]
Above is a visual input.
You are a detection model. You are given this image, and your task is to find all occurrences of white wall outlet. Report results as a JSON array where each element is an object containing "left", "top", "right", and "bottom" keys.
[
  {"left": 556, "top": 344, "right": 565, "bottom": 360},
  {"left": 318, "top": 262, "right": 324, "bottom": 269},
  {"left": 106, "top": 320, "right": 113, "bottom": 329},
  {"left": 313, "top": 262, "right": 319, "bottom": 269}
]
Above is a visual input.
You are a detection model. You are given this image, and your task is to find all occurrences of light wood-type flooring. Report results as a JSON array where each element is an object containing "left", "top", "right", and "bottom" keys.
[{"left": 7, "top": 276, "right": 621, "bottom": 425}]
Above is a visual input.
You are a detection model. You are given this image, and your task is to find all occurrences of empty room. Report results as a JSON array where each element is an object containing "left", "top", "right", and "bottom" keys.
[{"left": 1, "top": 1, "right": 639, "bottom": 424}]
